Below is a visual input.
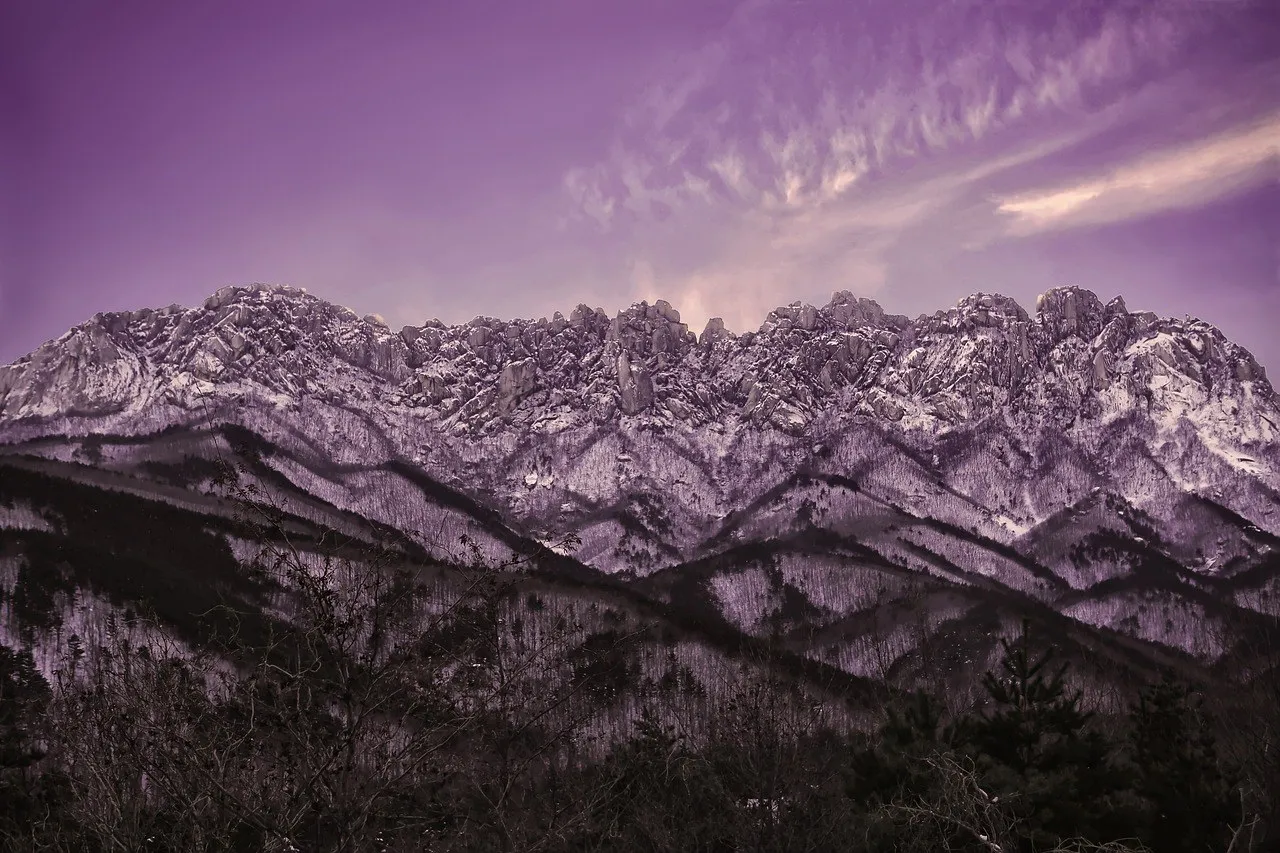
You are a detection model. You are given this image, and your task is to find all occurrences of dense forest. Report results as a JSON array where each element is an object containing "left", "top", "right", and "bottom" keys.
[{"left": 0, "top": 461, "right": 1277, "bottom": 853}]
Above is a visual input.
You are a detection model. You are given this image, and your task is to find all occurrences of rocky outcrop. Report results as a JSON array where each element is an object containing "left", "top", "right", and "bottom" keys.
[
  {"left": 0, "top": 284, "right": 1274, "bottom": 454},
  {"left": 616, "top": 350, "right": 654, "bottom": 415},
  {"left": 497, "top": 358, "right": 538, "bottom": 413},
  {"left": 1036, "top": 286, "right": 1107, "bottom": 341},
  {"left": 700, "top": 317, "right": 730, "bottom": 346}
]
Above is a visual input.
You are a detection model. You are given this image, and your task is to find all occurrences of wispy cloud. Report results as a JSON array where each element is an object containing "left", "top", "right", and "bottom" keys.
[
  {"left": 556, "top": 0, "right": 1271, "bottom": 331},
  {"left": 565, "top": 5, "right": 1187, "bottom": 227},
  {"left": 561, "top": 168, "right": 617, "bottom": 230},
  {"left": 996, "top": 112, "right": 1280, "bottom": 234}
]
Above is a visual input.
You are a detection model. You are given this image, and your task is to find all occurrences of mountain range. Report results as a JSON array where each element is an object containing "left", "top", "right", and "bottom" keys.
[{"left": 2, "top": 282, "right": 1278, "bottom": 709}]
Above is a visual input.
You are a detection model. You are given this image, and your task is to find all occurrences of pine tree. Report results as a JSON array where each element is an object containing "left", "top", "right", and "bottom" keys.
[
  {"left": 882, "top": 690, "right": 948, "bottom": 751},
  {"left": 967, "top": 619, "right": 1130, "bottom": 851},
  {"left": 1127, "top": 675, "right": 1237, "bottom": 853},
  {"left": 974, "top": 619, "right": 1091, "bottom": 774},
  {"left": 0, "top": 646, "right": 50, "bottom": 838},
  {"left": 589, "top": 705, "right": 738, "bottom": 851}
]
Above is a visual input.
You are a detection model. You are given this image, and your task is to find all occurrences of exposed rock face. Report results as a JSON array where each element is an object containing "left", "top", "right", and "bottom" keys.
[
  {"left": 615, "top": 350, "right": 654, "bottom": 415},
  {"left": 1092, "top": 349, "right": 1113, "bottom": 390},
  {"left": 0, "top": 284, "right": 1274, "bottom": 465},
  {"left": 606, "top": 301, "right": 694, "bottom": 361},
  {"left": 700, "top": 317, "right": 730, "bottom": 346},
  {"left": 1037, "top": 286, "right": 1107, "bottom": 340},
  {"left": 497, "top": 358, "right": 538, "bottom": 413}
]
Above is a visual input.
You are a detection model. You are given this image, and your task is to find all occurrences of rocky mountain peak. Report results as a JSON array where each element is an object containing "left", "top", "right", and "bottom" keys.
[
  {"left": 699, "top": 317, "right": 733, "bottom": 346},
  {"left": 824, "top": 290, "right": 908, "bottom": 331},
  {"left": 0, "top": 284, "right": 1274, "bottom": 451},
  {"left": 952, "top": 292, "right": 1031, "bottom": 326},
  {"left": 1035, "top": 285, "right": 1110, "bottom": 341},
  {"left": 606, "top": 301, "right": 696, "bottom": 364}
]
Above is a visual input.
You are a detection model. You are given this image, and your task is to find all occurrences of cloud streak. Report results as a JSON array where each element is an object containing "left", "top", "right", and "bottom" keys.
[
  {"left": 565, "top": 3, "right": 1190, "bottom": 229},
  {"left": 995, "top": 112, "right": 1280, "bottom": 234}
]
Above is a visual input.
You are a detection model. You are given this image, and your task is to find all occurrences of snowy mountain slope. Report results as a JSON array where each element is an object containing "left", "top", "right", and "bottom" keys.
[
  {"left": 1, "top": 282, "right": 1278, "bottom": 671},
  {"left": 0, "top": 452, "right": 895, "bottom": 746}
]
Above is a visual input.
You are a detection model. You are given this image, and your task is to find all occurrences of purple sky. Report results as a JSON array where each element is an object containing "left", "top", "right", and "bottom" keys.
[{"left": 2, "top": 0, "right": 1278, "bottom": 374}]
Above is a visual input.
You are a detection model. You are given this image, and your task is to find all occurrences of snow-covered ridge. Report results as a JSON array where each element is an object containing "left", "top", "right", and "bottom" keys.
[
  {"left": 0, "top": 283, "right": 1272, "bottom": 442},
  {"left": 1, "top": 281, "right": 1277, "bottom": 565}
]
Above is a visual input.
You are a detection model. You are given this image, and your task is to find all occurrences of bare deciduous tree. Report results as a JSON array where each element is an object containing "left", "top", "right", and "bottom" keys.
[
  {"left": 10, "top": 457, "right": 633, "bottom": 852},
  {"left": 882, "top": 752, "right": 1151, "bottom": 853}
]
